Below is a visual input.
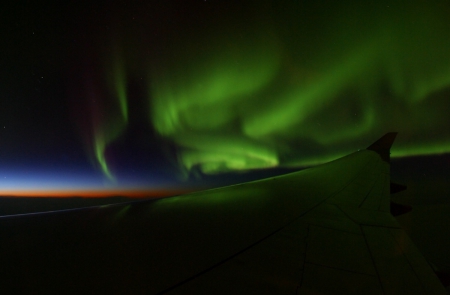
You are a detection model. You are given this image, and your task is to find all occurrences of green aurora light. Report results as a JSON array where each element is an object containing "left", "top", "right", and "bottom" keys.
[
  {"left": 85, "top": 1, "right": 450, "bottom": 178},
  {"left": 83, "top": 47, "right": 130, "bottom": 180},
  {"left": 91, "top": 112, "right": 127, "bottom": 181},
  {"left": 108, "top": 47, "right": 129, "bottom": 124}
]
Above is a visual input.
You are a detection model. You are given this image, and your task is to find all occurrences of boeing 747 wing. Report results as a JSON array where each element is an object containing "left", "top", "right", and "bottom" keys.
[{"left": 0, "top": 133, "right": 446, "bottom": 294}]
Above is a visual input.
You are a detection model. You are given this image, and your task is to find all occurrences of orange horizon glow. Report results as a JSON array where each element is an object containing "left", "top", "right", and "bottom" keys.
[{"left": 0, "top": 188, "right": 197, "bottom": 198}]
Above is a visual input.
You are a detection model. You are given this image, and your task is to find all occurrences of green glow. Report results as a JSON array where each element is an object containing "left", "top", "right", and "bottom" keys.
[
  {"left": 116, "top": 205, "right": 131, "bottom": 219},
  {"left": 92, "top": 115, "right": 127, "bottom": 180},
  {"left": 94, "top": 136, "right": 113, "bottom": 180},
  {"left": 87, "top": 45, "right": 130, "bottom": 180},
  {"left": 73, "top": 3, "right": 450, "bottom": 178},
  {"left": 174, "top": 133, "right": 278, "bottom": 173},
  {"left": 105, "top": 44, "right": 129, "bottom": 123},
  {"left": 150, "top": 29, "right": 281, "bottom": 173},
  {"left": 135, "top": 2, "right": 450, "bottom": 173},
  {"left": 242, "top": 44, "right": 378, "bottom": 139},
  {"left": 112, "top": 60, "right": 128, "bottom": 123},
  {"left": 90, "top": 107, "right": 127, "bottom": 181},
  {"left": 393, "top": 142, "right": 450, "bottom": 158},
  {"left": 151, "top": 37, "right": 280, "bottom": 136}
]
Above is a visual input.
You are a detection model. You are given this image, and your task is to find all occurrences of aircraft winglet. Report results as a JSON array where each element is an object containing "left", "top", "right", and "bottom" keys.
[{"left": 366, "top": 132, "right": 398, "bottom": 162}]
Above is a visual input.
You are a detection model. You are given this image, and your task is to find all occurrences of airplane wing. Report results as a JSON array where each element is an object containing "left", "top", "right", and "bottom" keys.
[{"left": 0, "top": 133, "right": 446, "bottom": 294}]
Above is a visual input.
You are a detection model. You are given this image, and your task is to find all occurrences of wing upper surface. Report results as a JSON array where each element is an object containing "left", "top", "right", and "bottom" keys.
[
  {"left": 0, "top": 134, "right": 446, "bottom": 294},
  {"left": 159, "top": 150, "right": 445, "bottom": 294}
]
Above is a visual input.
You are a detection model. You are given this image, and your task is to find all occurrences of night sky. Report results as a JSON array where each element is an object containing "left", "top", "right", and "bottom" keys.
[{"left": 1, "top": 0, "right": 450, "bottom": 279}]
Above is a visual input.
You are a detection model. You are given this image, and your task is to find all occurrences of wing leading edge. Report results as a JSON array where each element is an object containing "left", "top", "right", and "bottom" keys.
[{"left": 0, "top": 133, "right": 446, "bottom": 294}]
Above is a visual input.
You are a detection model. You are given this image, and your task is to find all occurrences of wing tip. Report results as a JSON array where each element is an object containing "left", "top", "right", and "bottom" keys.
[{"left": 366, "top": 132, "right": 398, "bottom": 162}]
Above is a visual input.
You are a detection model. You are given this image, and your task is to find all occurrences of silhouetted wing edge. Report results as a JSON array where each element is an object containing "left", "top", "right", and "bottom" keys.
[{"left": 158, "top": 133, "right": 446, "bottom": 294}]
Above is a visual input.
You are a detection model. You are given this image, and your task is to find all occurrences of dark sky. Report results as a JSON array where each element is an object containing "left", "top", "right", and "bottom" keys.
[
  {"left": 1, "top": 0, "right": 450, "bottom": 180},
  {"left": 2, "top": 0, "right": 450, "bottom": 185},
  {"left": 1, "top": 0, "right": 450, "bottom": 274}
]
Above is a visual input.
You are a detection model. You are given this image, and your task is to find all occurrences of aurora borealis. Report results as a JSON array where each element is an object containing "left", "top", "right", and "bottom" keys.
[
  {"left": 67, "top": 0, "right": 450, "bottom": 180},
  {"left": 0, "top": 0, "right": 449, "bottom": 191},
  {"left": 1, "top": 0, "right": 450, "bottom": 286}
]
